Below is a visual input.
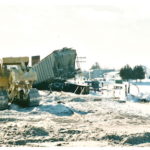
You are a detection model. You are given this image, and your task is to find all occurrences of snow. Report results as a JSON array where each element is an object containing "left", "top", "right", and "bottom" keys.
[
  {"left": 1, "top": 80, "right": 150, "bottom": 147},
  {"left": 128, "top": 80, "right": 150, "bottom": 101}
]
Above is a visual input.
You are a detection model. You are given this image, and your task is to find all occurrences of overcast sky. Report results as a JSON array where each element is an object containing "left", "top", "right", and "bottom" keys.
[{"left": 0, "top": 0, "right": 150, "bottom": 70}]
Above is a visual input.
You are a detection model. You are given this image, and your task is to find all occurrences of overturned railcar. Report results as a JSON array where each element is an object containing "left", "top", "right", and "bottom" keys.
[
  {"left": 32, "top": 47, "right": 89, "bottom": 94},
  {"left": 32, "top": 47, "right": 77, "bottom": 89}
]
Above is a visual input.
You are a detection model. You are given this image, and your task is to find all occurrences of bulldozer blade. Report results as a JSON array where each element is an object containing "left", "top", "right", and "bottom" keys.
[
  {"left": 0, "top": 90, "right": 8, "bottom": 110},
  {"left": 28, "top": 88, "right": 40, "bottom": 107}
]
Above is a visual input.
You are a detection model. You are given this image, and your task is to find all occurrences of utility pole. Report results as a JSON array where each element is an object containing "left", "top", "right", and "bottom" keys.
[
  {"left": 76, "top": 57, "right": 86, "bottom": 70},
  {"left": 76, "top": 56, "right": 86, "bottom": 79}
]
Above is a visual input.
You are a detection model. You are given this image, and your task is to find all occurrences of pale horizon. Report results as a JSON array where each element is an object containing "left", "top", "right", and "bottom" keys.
[{"left": 0, "top": 0, "right": 150, "bottom": 70}]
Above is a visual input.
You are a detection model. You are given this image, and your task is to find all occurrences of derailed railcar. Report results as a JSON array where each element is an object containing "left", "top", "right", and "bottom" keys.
[{"left": 32, "top": 47, "right": 77, "bottom": 90}]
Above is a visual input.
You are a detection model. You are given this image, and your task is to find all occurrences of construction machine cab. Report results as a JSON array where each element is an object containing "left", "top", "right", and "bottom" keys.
[
  {"left": 0, "top": 57, "right": 40, "bottom": 110},
  {"left": 2, "top": 57, "right": 29, "bottom": 70}
]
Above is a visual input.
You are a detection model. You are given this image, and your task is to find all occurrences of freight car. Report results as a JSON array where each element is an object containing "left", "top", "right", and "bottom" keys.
[{"left": 32, "top": 47, "right": 89, "bottom": 94}]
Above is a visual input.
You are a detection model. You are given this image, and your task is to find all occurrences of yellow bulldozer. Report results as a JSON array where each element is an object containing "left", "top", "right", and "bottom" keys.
[{"left": 0, "top": 57, "right": 40, "bottom": 110}]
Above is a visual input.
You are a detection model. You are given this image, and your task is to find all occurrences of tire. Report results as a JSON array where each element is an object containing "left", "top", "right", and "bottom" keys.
[{"left": 0, "top": 90, "right": 9, "bottom": 110}]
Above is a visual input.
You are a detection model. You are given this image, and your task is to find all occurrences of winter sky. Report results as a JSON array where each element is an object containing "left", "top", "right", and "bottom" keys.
[{"left": 0, "top": 0, "right": 150, "bottom": 70}]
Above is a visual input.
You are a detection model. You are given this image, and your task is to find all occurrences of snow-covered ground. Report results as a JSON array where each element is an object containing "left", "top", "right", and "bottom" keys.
[
  {"left": 129, "top": 80, "right": 150, "bottom": 101},
  {"left": 1, "top": 86, "right": 150, "bottom": 147}
]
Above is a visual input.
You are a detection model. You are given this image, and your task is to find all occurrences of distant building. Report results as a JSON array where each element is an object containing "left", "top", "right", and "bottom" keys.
[
  {"left": 103, "top": 71, "right": 121, "bottom": 81},
  {"left": 82, "top": 69, "right": 115, "bottom": 80}
]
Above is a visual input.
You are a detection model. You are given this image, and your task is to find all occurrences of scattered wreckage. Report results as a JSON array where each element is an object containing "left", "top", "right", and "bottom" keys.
[
  {"left": 32, "top": 47, "right": 89, "bottom": 94},
  {"left": 0, "top": 47, "right": 90, "bottom": 110}
]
